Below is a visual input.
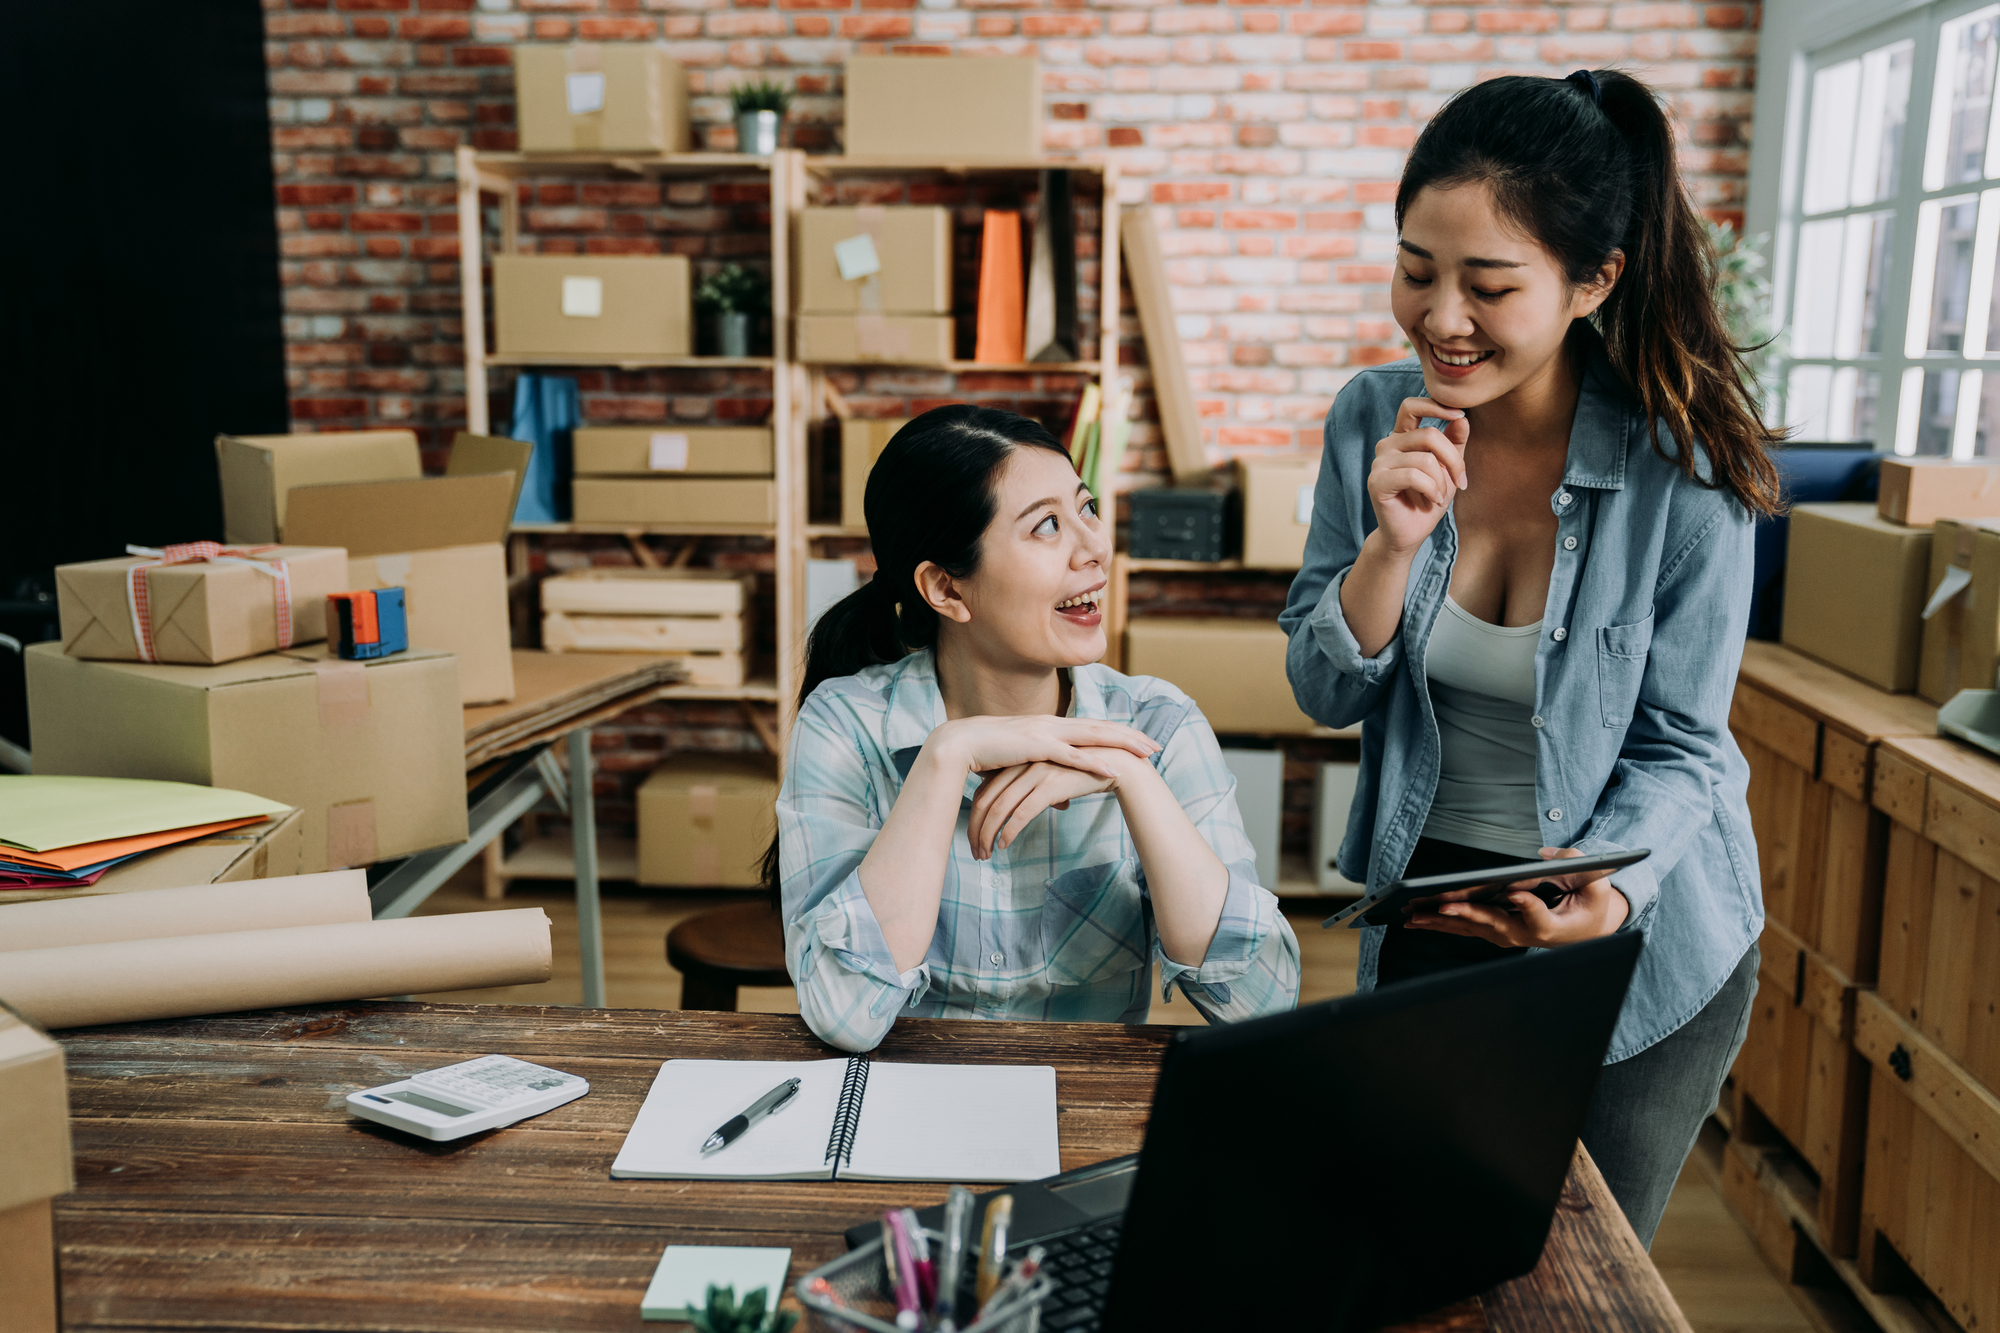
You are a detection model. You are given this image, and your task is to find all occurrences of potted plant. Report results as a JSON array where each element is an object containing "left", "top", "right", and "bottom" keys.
[
  {"left": 695, "top": 263, "right": 769, "bottom": 358},
  {"left": 690, "top": 1285, "right": 795, "bottom": 1333},
  {"left": 732, "top": 81, "right": 790, "bottom": 157}
]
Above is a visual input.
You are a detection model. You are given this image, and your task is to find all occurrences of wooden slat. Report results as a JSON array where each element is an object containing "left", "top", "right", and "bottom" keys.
[
  {"left": 1872, "top": 745, "right": 1929, "bottom": 833},
  {"left": 1854, "top": 993, "right": 2000, "bottom": 1187},
  {"left": 1730, "top": 680, "right": 1820, "bottom": 773},
  {"left": 1817, "top": 786, "right": 1886, "bottom": 982},
  {"left": 1920, "top": 851, "right": 1986, "bottom": 1061},
  {"left": 1820, "top": 727, "right": 1872, "bottom": 802},
  {"left": 1736, "top": 641, "right": 1939, "bottom": 743}
]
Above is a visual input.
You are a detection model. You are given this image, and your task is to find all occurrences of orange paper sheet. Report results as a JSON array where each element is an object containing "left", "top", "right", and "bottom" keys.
[
  {"left": 0, "top": 817, "right": 268, "bottom": 873},
  {"left": 974, "top": 210, "right": 1025, "bottom": 364}
]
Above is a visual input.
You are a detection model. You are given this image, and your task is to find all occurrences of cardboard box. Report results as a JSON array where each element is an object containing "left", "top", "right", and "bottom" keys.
[
  {"left": 573, "top": 427, "right": 774, "bottom": 477},
  {"left": 26, "top": 642, "right": 468, "bottom": 874},
  {"left": 638, "top": 752, "right": 778, "bottom": 887},
  {"left": 446, "top": 431, "right": 535, "bottom": 519},
  {"left": 1122, "top": 618, "right": 1316, "bottom": 734},
  {"left": 0, "top": 1198, "right": 58, "bottom": 1333},
  {"left": 515, "top": 44, "right": 689, "bottom": 154},
  {"left": 280, "top": 473, "right": 516, "bottom": 704},
  {"left": 797, "top": 315, "right": 953, "bottom": 365},
  {"left": 57, "top": 545, "right": 348, "bottom": 665},
  {"left": 843, "top": 56, "right": 1041, "bottom": 159},
  {"left": 1237, "top": 455, "right": 1320, "bottom": 569},
  {"left": 1782, "top": 503, "right": 1932, "bottom": 694},
  {"left": 841, "top": 418, "right": 909, "bottom": 528},
  {"left": 1919, "top": 517, "right": 2000, "bottom": 703},
  {"left": 347, "top": 545, "right": 514, "bottom": 705},
  {"left": 493, "top": 255, "right": 691, "bottom": 360},
  {"left": 1878, "top": 457, "right": 2000, "bottom": 527},
  {"left": 0, "top": 1007, "right": 72, "bottom": 1215},
  {"left": 0, "top": 807, "right": 304, "bottom": 906},
  {"left": 796, "top": 207, "right": 952, "bottom": 315},
  {"left": 572, "top": 478, "right": 776, "bottom": 526},
  {"left": 215, "top": 430, "right": 421, "bottom": 546}
]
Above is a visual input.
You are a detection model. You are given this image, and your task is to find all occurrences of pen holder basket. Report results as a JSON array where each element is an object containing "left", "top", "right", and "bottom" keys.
[{"left": 796, "top": 1228, "right": 1051, "bottom": 1333}]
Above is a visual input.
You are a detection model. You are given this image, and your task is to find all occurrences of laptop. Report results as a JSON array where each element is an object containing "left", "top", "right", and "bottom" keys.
[{"left": 846, "top": 931, "right": 1643, "bottom": 1332}]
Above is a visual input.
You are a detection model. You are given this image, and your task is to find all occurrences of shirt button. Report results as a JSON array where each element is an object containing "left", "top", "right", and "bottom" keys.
[
  {"left": 1531, "top": 715, "right": 1545, "bottom": 728},
  {"left": 1548, "top": 808, "right": 1564, "bottom": 821},
  {"left": 1563, "top": 536, "right": 1578, "bottom": 551},
  {"left": 1552, "top": 627, "right": 1568, "bottom": 642},
  {"left": 1558, "top": 491, "right": 1572, "bottom": 505},
  {"left": 990, "top": 952, "right": 1004, "bottom": 965}
]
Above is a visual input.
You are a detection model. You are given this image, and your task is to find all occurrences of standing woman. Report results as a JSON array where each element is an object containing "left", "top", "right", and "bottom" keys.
[
  {"left": 773, "top": 405, "right": 1299, "bottom": 1054},
  {"left": 1282, "top": 69, "right": 1781, "bottom": 1246}
]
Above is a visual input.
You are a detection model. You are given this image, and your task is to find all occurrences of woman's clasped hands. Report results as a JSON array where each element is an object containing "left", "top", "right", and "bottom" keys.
[{"left": 927, "top": 715, "right": 1161, "bottom": 862}]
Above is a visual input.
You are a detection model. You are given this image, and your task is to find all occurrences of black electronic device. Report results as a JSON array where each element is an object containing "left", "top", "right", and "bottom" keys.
[
  {"left": 845, "top": 933, "right": 1644, "bottom": 1332},
  {"left": 1322, "top": 848, "right": 1653, "bottom": 930},
  {"left": 1124, "top": 475, "right": 1238, "bottom": 562}
]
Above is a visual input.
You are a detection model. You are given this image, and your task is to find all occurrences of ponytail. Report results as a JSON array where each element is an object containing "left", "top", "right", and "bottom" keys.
[
  {"left": 1396, "top": 69, "right": 1783, "bottom": 517},
  {"left": 760, "top": 404, "right": 1073, "bottom": 902}
]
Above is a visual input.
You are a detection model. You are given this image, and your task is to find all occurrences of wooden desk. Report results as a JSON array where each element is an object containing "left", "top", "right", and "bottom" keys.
[{"left": 55, "top": 1007, "right": 1688, "bottom": 1332}]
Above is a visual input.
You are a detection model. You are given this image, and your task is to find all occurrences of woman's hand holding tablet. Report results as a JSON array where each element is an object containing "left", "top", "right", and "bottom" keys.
[{"left": 1404, "top": 847, "right": 1633, "bottom": 946}]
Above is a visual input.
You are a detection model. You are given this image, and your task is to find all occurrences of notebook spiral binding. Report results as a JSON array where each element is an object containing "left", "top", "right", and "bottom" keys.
[{"left": 822, "top": 1054, "right": 870, "bottom": 1174}]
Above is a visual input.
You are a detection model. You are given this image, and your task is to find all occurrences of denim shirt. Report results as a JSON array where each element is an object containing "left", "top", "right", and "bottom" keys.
[{"left": 1281, "top": 340, "right": 1763, "bottom": 1062}]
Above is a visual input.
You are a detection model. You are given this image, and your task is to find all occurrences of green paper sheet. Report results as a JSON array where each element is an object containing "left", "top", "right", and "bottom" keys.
[
  {"left": 0, "top": 777, "right": 292, "bottom": 853},
  {"left": 641, "top": 1245, "right": 792, "bottom": 1321}
]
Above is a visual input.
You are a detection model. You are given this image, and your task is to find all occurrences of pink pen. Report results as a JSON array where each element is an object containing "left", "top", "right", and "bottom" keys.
[
  {"left": 899, "top": 1207, "right": 937, "bottom": 1310},
  {"left": 883, "top": 1209, "right": 922, "bottom": 1331}
]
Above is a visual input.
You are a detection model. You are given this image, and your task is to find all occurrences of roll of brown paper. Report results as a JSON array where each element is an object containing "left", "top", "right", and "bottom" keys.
[
  {"left": 0, "top": 909, "right": 552, "bottom": 1030},
  {"left": 0, "top": 871, "right": 370, "bottom": 953}
]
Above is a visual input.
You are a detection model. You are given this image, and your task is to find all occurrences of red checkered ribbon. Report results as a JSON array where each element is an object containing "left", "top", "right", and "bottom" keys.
[{"left": 124, "top": 542, "right": 294, "bottom": 663}]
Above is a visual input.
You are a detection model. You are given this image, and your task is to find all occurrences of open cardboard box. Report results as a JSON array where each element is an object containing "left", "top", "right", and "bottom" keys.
[
  {"left": 215, "top": 430, "right": 422, "bottom": 546},
  {"left": 284, "top": 473, "right": 517, "bottom": 705}
]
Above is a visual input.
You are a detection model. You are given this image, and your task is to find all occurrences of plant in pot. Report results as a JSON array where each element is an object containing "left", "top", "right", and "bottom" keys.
[
  {"left": 695, "top": 264, "right": 769, "bottom": 358},
  {"left": 732, "top": 81, "right": 790, "bottom": 157}
]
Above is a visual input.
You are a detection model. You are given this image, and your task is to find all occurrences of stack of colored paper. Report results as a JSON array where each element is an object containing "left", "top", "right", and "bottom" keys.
[{"left": 0, "top": 777, "right": 292, "bottom": 892}]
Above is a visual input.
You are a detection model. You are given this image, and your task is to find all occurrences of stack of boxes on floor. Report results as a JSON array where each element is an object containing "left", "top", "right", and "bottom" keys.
[
  {"left": 0, "top": 1002, "right": 71, "bottom": 1329},
  {"left": 24, "top": 428, "right": 524, "bottom": 875},
  {"left": 1722, "top": 457, "right": 2000, "bottom": 1329}
]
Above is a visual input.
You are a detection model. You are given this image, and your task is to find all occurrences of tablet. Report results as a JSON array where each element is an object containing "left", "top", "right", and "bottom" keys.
[{"left": 1320, "top": 849, "right": 1651, "bottom": 930}]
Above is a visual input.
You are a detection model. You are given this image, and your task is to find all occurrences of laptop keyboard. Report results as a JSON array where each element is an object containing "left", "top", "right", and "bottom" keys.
[{"left": 1027, "top": 1218, "right": 1124, "bottom": 1331}]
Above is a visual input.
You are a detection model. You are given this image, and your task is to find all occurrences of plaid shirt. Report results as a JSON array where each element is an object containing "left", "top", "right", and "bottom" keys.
[{"left": 777, "top": 651, "right": 1301, "bottom": 1052}]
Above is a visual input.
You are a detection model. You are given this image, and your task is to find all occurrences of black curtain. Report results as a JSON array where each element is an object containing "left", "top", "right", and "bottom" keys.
[{"left": 0, "top": 0, "right": 286, "bottom": 746}]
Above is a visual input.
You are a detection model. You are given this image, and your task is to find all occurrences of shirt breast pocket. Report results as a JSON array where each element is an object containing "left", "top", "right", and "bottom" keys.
[
  {"left": 1597, "top": 613, "right": 1654, "bottom": 728},
  {"left": 1039, "top": 860, "right": 1150, "bottom": 987}
]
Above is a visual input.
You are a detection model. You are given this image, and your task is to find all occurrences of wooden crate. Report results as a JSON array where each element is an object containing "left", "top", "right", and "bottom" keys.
[
  {"left": 543, "top": 609, "right": 750, "bottom": 654},
  {"left": 540, "top": 569, "right": 756, "bottom": 681},
  {"left": 539, "top": 567, "right": 755, "bottom": 616}
]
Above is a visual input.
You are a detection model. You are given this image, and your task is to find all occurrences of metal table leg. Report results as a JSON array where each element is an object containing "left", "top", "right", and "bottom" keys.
[{"left": 569, "top": 726, "right": 606, "bottom": 1008}]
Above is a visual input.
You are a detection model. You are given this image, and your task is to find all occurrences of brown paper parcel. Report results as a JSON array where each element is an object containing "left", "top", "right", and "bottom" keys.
[
  {"left": 0, "top": 871, "right": 368, "bottom": 953},
  {"left": 0, "top": 909, "right": 552, "bottom": 1030},
  {"left": 57, "top": 545, "right": 348, "bottom": 665}
]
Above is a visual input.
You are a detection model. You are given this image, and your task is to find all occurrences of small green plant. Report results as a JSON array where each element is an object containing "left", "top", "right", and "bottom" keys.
[
  {"left": 731, "top": 81, "right": 792, "bottom": 116},
  {"left": 1704, "top": 219, "right": 1785, "bottom": 413},
  {"left": 695, "top": 263, "right": 770, "bottom": 317},
  {"left": 689, "top": 1284, "right": 797, "bottom": 1333}
]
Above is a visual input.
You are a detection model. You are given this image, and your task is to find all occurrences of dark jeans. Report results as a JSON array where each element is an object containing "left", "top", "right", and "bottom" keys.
[{"left": 1377, "top": 837, "right": 1758, "bottom": 1248}]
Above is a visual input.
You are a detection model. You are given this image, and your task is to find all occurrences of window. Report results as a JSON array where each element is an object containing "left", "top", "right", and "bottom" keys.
[{"left": 1777, "top": 4, "right": 2000, "bottom": 455}]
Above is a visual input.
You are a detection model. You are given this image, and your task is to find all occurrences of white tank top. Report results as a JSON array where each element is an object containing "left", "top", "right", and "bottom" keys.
[{"left": 1420, "top": 594, "right": 1544, "bottom": 858}]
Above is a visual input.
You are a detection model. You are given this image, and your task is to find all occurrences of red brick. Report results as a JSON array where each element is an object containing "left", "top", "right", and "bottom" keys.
[
  {"left": 398, "top": 16, "right": 469, "bottom": 37},
  {"left": 350, "top": 211, "right": 425, "bottom": 232},
  {"left": 1343, "top": 40, "right": 1402, "bottom": 60},
  {"left": 291, "top": 397, "right": 371, "bottom": 418},
  {"left": 1476, "top": 10, "right": 1561, "bottom": 34},
  {"left": 1022, "top": 14, "right": 1101, "bottom": 36},
  {"left": 1153, "top": 181, "right": 1232, "bottom": 203},
  {"left": 450, "top": 45, "right": 513, "bottom": 66},
  {"left": 1221, "top": 209, "right": 1297, "bottom": 229},
  {"left": 1290, "top": 13, "right": 1363, "bottom": 34},
  {"left": 1108, "top": 127, "right": 1145, "bottom": 146},
  {"left": 278, "top": 183, "right": 359, "bottom": 206},
  {"left": 578, "top": 17, "right": 657, "bottom": 38},
  {"left": 841, "top": 15, "right": 912, "bottom": 38}
]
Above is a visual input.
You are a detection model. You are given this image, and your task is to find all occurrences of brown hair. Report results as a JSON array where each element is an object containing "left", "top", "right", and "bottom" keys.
[{"left": 1397, "top": 69, "right": 1784, "bottom": 516}]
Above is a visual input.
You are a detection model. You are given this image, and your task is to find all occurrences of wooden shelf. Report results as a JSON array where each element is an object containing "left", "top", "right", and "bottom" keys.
[
  {"left": 471, "top": 151, "right": 775, "bottom": 179},
  {"left": 805, "top": 524, "right": 869, "bottom": 539},
  {"left": 652, "top": 676, "right": 781, "bottom": 703},
  {"left": 1125, "top": 557, "right": 1245, "bottom": 572},
  {"left": 500, "top": 830, "right": 640, "bottom": 883},
  {"left": 800, "top": 359, "right": 1100, "bottom": 374},
  {"left": 803, "top": 156, "right": 1109, "bottom": 176},
  {"left": 511, "top": 522, "right": 777, "bottom": 538},
  {"left": 486, "top": 354, "right": 775, "bottom": 371}
]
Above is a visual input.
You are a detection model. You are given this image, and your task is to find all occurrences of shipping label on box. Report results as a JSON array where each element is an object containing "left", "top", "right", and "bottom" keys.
[
  {"left": 215, "top": 430, "right": 421, "bottom": 546},
  {"left": 840, "top": 419, "right": 909, "bottom": 529},
  {"left": 1237, "top": 455, "right": 1320, "bottom": 569},
  {"left": 843, "top": 56, "right": 1041, "bottom": 159},
  {"left": 572, "top": 477, "right": 775, "bottom": 526},
  {"left": 796, "top": 315, "right": 953, "bottom": 365},
  {"left": 515, "top": 44, "right": 690, "bottom": 154},
  {"left": 1122, "top": 618, "right": 1316, "bottom": 734},
  {"left": 58, "top": 545, "right": 348, "bottom": 666},
  {"left": 348, "top": 544, "right": 515, "bottom": 705},
  {"left": 638, "top": 753, "right": 778, "bottom": 887},
  {"left": 1919, "top": 517, "right": 2000, "bottom": 703},
  {"left": 796, "top": 208, "right": 952, "bottom": 315},
  {"left": 1782, "top": 503, "right": 1932, "bottom": 694},
  {"left": 573, "top": 427, "right": 774, "bottom": 477},
  {"left": 26, "top": 643, "right": 467, "bottom": 874},
  {"left": 494, "top": 255, "right": 691, "bottom": 359},
  {"left": 1878, "top": 457, "right": 2000, "bottom": 527}
]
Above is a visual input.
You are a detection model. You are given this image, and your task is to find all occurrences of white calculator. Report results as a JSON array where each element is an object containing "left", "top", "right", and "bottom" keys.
[{"left": 346, "top": 1054, "right": 590, "bottom": 1142}]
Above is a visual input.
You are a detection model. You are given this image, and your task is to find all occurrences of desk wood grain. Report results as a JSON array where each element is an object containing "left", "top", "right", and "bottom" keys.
[{"left": 55, "top": 1005, "right": 1688, "bottom": 1333}]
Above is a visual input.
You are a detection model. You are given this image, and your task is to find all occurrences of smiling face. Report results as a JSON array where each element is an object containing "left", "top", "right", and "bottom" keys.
[
  {"left": 1392, "top": 180, "right": 1619, "bottom": 412},
  {"left": 921, "top": 445, "right": 1110, "bottom": 670}
]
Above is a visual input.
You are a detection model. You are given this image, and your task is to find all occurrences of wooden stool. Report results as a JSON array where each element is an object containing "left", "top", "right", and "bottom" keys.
[{"left": 666, "top": 901, "right": 790, "bottom": 1012}]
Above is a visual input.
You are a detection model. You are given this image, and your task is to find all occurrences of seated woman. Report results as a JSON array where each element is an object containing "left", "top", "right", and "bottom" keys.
[{"left": 769, "top": 405, "right": 1300, "bottom": 1052}]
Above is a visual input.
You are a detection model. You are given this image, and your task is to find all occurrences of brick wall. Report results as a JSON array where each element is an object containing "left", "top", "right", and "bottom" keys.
[{"left": 262, "top": 0, "right": 1760, "bottom": 849}]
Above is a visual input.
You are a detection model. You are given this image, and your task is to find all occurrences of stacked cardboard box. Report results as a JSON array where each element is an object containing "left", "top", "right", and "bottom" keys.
[
  {"left": 493, "top": 255, "right": 692, "bottom": 361},
  {"left": 0, "top": 1004, "right": 72, "bottom": 1333},
  {"left": 842, "top": 56, "right": 1041, "bottom": 159},
  {"left": 839, "top": 418, "right": 909, "bottom": 529},
  {"left": 570, "top": 425, "right": 775, "bottom": 527},
  {"left": 638, "top": 753, "right": 778, "bottom": 887},
  {"left": 795, "top": 208, "right": 952, "bottom": 364},
  {"left": 513, "top": 45, "right": 690, "bottom": 154}
]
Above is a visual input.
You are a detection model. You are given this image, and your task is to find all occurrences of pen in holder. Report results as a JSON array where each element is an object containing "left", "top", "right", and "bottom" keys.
[{"left": 795, "top": 1229, "right": 1051, "bottom": 1333}]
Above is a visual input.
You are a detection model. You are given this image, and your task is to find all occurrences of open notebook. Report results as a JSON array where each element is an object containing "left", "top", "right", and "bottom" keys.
[{"left": 609, "top": 1057, "right": 1060, "bottom": 1182}]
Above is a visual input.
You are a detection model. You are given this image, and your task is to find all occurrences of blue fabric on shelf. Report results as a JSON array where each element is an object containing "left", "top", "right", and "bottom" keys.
[{"left": 508, "top": 373, "right": 580, "bottom": 523}]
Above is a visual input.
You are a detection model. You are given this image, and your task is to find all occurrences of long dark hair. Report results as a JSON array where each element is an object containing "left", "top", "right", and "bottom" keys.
[
  {"left": 1396, "top": 69, "right": 1783, "bottom": 516},
  {"left": 760, "top": 404, "right": 1073, "bottom": 901}
]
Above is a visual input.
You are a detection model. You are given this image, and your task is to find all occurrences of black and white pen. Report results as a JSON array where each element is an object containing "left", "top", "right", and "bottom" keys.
[{"left": 700, "top": 1076, "right": 801, "bottom": 1153}]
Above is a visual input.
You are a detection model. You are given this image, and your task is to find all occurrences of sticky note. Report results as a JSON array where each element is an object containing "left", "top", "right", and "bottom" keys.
[
  {"left": 641, "top": 1245, "right": 792, "bottom": 1322},
  {"left": 833, "top": 232, "right": 881, "bottom": 282},
  {"left": 649, "top": 433, "right": 690, "bottom": 471},
  {"left": 561, "top": 276, "right": 604, "bottom": 318},
  {"left": 565, "top": 72, "right": 606, "bottom": 116}
]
